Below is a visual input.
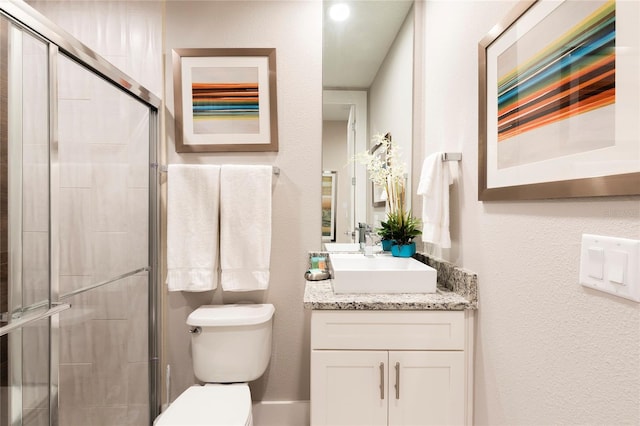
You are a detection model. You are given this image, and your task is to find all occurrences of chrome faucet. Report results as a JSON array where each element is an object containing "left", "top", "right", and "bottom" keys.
[
  {"left": 357, "top": 222, "right": 369, "bottom": 243},
  {"left": 358, "top": 223, "right": 373, "bottom": 255}
]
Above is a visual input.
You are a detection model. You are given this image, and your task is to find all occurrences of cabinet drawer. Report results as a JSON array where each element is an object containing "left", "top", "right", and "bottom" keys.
[{"left": 311, "top": 310, "right": 465, "bottom": 350}]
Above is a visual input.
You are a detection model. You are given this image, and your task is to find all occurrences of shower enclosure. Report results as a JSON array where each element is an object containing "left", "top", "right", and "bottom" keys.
[{"left": 0, "top": 1, "right": 160, "bottom": 425}]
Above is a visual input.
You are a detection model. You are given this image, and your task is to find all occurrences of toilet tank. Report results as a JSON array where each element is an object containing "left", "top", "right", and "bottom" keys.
[{"left": 187, "top": 304, "right": 275, "bottom": 383}]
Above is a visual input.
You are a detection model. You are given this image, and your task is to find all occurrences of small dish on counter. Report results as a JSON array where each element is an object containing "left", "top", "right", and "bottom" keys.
[{"left": 304, "top": 269, "right": 331, "bottom": 281}]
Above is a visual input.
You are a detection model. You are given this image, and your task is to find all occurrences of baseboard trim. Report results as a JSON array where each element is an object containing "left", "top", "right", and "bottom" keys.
[{"left": 252, "top": 400, "right": 310, "bottom": 426}]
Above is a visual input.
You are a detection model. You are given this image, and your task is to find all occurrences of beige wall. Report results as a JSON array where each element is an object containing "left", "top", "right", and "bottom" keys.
[
  {"left": 163, "top": 0, "right": 322, "bottom": 403},
  {"left": 419, "top": 1, "right": 640, "bottom": 424}
]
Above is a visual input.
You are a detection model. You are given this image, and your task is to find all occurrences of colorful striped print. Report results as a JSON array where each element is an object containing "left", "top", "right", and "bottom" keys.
[
  {"left": 191, "top": 82, "right": 259, "bottom": 121},
  {"left": 497, "top": 0, "right": 615, "bottom": 142}
]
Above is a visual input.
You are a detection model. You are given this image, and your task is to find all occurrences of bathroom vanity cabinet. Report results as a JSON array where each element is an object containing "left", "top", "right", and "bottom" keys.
[
  {"left": 304, "top": 256, "right": 478, "bottom": 426},
  {"left": 310, "top": 310, "right": 473, "bottom": 426}
]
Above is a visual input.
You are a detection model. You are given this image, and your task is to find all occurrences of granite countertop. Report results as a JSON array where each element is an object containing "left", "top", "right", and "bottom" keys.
[
  {"left": 303, "top": 280, "right": 473, "bottom": 310},
  {"left": 303, "top": 252, "right": 478, "bottom": 311}
]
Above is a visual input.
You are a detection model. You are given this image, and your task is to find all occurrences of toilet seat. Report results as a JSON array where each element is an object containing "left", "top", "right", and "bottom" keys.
[{"left": 154, "top": 383, "right": 252, "bottom": 426}]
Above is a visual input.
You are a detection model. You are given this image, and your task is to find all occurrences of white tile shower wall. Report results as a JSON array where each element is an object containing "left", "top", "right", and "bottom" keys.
[
  {"left": 21, "top": 27, "right": 49, "bottom": 316},
  {"left": 59, "top": 187, "right": 93, "bottom": 276},
  {"left": 58, "top": 277, "right": 150, "bottom": 425},
  {"left": 56, "top": 59, "right": 150, "bottom": 281},
  {"left": 21, "top": 320, "right": 49, "bottom": 423},
  {"left": 27, "top": 1, "right": 163, "bottom": 97},
  {"left": 20, "top": 38, "right": 51, "bottom": 424},
  {"left": 21, "top": 232, "right": 48, "bottom": 306},
  {"left": 23, "top": 2, "right": 161, "bottom": 424},
  {"left": 21, "top": 145, "right": 48, "bottom": 233},
  {"left": 127, "top": 275, "right": 149, "bottom": 363}
]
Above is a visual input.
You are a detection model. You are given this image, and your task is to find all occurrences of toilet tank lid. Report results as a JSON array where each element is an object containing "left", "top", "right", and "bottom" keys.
[{"left": 187, "top": 304, "right": 275, "bottom": 327}]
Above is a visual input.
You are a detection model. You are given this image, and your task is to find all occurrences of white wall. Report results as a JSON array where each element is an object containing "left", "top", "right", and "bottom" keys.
[
  {"left": 163, "top": 0, "right": 322, "bottom": 404},
  {"left": 420, "top": 1, "right": 640, "bottom": 424}
]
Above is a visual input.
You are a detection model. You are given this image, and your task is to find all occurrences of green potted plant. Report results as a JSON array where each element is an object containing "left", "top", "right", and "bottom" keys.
[
  {"left": 376, "top": 219, "right": 395, "bottom": 251},
  {"left": 383, "top": 210, "right": 422, "bottom": 257},
  {"left": 355, "top": 133, "right": 422, "bottom": 255},
  {"left": 354, "top": 133, "right": 407, "bottom": 215}
]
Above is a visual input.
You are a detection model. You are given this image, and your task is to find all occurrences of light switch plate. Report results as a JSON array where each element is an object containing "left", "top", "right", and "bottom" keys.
[
  {"left": 608, "top": 250, "right": 627, "bottom": 284},
  {"left": 579, "top": 234, "right": 640, "bottom": 302},
  {"left": 587, "top": 247, "right": 604, "bottom": 279}
]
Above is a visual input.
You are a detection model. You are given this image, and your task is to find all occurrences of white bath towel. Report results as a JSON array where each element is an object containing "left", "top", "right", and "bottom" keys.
[
  {"left": 166, "top": 164, "right": 220, "bottom": 292},
  {"left": 220, "top": 165, "right": 272, "bottom": 291},
  {"left": 417, "top": 152, "right": 453, "bottom": 248}
]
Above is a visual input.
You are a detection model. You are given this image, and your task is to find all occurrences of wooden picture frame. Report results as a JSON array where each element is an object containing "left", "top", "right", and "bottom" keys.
[
  {"left": 172, "top": 48, "right": 278, "bottom": 152},
  {"left": 478, "top": 0, "right": 640, "bottom": 200}
]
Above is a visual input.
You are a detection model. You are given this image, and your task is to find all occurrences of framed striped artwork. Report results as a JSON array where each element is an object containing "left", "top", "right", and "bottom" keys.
[
  {"left": 478, "top": 0, "right": 640, "bottom": 200},
  {"left": 172, "top": 48, "right": 278, "bottom": 152}
]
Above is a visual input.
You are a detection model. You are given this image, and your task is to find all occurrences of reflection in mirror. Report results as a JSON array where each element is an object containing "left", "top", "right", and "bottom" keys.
[
  {"left": 371, "top": 147, "right": 387, "bottom": 209},
  {"left": 322, "top": 0, "right": 414, "bottom": 244},
  {"left": 370, "top": 132, "right": 391, "bottom": 209},
  {"left": 321, "top": 171, "right": 337, "bottom": 242}
]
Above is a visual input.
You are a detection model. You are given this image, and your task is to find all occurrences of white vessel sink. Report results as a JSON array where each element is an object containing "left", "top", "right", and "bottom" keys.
[{"left": 329, "top": 253, "right": 437, "bottom": 294}]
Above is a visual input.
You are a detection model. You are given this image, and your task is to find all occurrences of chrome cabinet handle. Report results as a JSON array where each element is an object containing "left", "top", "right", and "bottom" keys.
[
  {"left": 395, "top": 362, "right": 400, "bottom": 399},
  {"left": 379, "top": 362, "right": 385, "bottom": 400}
]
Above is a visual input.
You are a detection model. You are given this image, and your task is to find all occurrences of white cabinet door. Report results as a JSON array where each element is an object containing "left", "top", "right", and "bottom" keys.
[
  {"left": 311, "top": 350, "right": 388, "bottom": 426},
  {"left": 388, "top": 351, "right": 465, "bottom": 426}
]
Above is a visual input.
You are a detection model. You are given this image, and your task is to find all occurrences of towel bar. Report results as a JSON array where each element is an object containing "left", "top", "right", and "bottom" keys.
[
  {"left": 155, "top": 164, "right": 280, "bottom": 175},
  {"left": 442, "top": 152, "right": 462, "bottom": 162}
]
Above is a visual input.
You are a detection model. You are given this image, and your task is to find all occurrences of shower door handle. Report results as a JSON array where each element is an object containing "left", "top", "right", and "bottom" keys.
[{"left": 0, "top": 303, "right": 71, "bottom": 337}]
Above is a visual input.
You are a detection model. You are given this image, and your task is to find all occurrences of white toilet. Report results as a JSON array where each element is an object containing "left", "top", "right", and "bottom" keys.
[{"left": 155, "top": 303, "right": 275, "bottom": 426}]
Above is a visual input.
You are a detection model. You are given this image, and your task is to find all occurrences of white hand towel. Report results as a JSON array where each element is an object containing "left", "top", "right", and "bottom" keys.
[
  {"left": 220, "top": 165, "right": 272, "bottom": 291},
  {"left": 417, "top": 152, "right": 453, "bottom": 248},
  {"left": 166, "top": 164, "right": 220, "bottom": 292}
]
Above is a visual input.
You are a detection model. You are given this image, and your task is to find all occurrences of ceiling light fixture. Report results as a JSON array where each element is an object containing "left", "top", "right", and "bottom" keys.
[{"left": 329, "top": 3, "right": 350, "bottom": 22}]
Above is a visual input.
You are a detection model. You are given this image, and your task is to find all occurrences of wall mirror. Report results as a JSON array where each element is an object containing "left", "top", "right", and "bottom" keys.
[{"left": 322, "top": 0, "right": 415, "bottom": 244}]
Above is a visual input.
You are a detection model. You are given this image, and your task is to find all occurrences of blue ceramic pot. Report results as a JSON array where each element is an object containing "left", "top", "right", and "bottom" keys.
[
  {"left": 391, "top": 242, "right": 416, "bottom": 258},
  {"left": 381, "top": 239, "right": 394, "bottom": 251}
]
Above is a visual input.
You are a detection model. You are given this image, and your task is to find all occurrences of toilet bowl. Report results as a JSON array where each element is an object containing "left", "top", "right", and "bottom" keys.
[
  {"left": 154, "top": 384, "right": 252, "bottom": 426},
  {"left": 154, "top": 304, "right": 275, "bottom": 426}
]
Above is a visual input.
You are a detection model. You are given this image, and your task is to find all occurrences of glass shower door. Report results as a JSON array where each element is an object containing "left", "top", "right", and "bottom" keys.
[
  {"left": 0, "top": 15, "right": 64, "bottom": 426},
  {"left": 9, "top": 34, "right": 52, "bottom": 411},
  {"left": 0, "top": 2, "right": 159, "bottom": 424},
  {"left": 55, "top": 53, "right": 151, "bottom": 426}
]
